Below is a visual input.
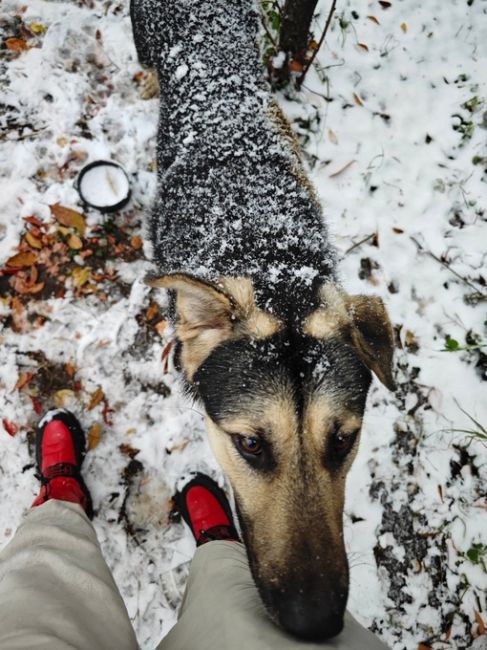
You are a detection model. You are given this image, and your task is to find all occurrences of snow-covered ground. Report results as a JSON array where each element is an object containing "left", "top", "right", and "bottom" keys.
[{"left": 0, "top": 1, "right": 486, "bottom": 648}]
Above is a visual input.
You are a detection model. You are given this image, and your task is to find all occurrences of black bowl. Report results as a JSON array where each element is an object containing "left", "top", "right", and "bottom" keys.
[{"left": 76, "top": 160, "right": 131, "bottom": 213}]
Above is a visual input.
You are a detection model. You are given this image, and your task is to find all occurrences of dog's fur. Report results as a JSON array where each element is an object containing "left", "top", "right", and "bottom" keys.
[{"left": 131, "top": 0, "right": 394, "bottom": 640}]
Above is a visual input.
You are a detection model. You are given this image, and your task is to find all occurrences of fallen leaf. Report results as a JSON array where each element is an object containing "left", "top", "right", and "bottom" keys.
[
  {"left": 418, "top": 645, "right": 432, "bottom": 650},
  {"left": 6, "top": 251, "right": 38, "bottom": 268},
  {"left": 71, "top": 267, "right": 92, "bottom": 288},
  {"left": 155, "top": 319, "right": 167, "bottom": 336},
  {"left": 393, "top": 227, "right": 404, "bottom": 234},
  {"left": 327, "top": 128, "right": 338, "bottom": 145},
  {"left": 2, "top": 419, "right": 18, "bottom": 436},
  {"left": 475, "top": 611, "right": 485, "bottom": 636},
  {"left": 131, "top": 235, "right": 143, "bottom": 250},
  {"left": 166, "top": 440, "right": 190, "bottom": 454},
  {"left": 25, "top": 232, "right": 42, "bottom": 249},
  {"left": 54, "top": 389, "right": 75, "bottom": 407},
  {"left": 378, "top": 1, "right": 392, "bottom": 8},
  {"left": 367, "top": 15, "right": 380, "bottom": 24},
  {"left": 146, "top": 302, "right": 159, "bottom": 321},
  {"left": 30, "top": 395, "right": 42, "bottom": 415},
  {"left": 50, "top": 203, "right": 86, "bottom": 235},
  {"left": 68, "top": 234, "right": 83, "bottom": 250},
  {"left": 119, "top": 443, "right": 140, "bottom": 458},
  {"left": 88, "top": 386, "right": 104, "bottom": 410},
  {"left": 23, "top": 215, "right": 43, "bottom": 228},
  {"left": 358, "top": 42, "right": 369, "bottom": 51},
  {"left": 15, "top": 372, "right": 33, "bottom": 390},
  {"left": 329, "top": 160, "right": 357, "bottom": 178},
  {"left": 87, "top": 423, "right": 103, "bottom": 450},
  {"left": 29, "top": 23, "right": 46, "bottom": 34},
  {"left": 289, "top": 59, "right": 304, "bottom": 73},
  {"left": 5, "top": 37, "right": 30, "bottom": 52},
  {"left": 10, "top": 272, "right": 45, "bottom": 295},
  {"left": 11, "top": 297, "right": 26, "bottom": 332},
  {"left": 401, "top": 22, "right": 407, "bottom": 33},
  {"left": 353, "top": 93, "right": 364, "bottom": 106},
  {"left": 65, "top": 361, "right": 76, "bottom": 378},
  {"left": 102, "top": 400, "right": 113, "bottom": 425}
]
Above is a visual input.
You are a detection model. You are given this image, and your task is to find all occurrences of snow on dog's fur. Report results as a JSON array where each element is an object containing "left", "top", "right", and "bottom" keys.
[{"left": 130, "top": 0, "right": 394, "bottom": 640}]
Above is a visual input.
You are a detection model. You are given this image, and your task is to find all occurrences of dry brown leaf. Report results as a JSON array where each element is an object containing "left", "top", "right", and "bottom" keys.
[
  {"left": 367, "top": 15, "right": 380, "bottom": 24},
  {"left": 418, "top": 645, "right": 432, "bottom": 650},
  {"left": 15, "top": 372, "right": 33, "bottom": 391},
  {"left": 146, "top": 302, "right": 159, "bottom": 321},
  {"left": 2, "top": 419, "right": 18, "bottom": 436},
  {"left": 358, "top": 43, "right": 369, "bottom": 52},
  {"left": 50, "top": 203, "right": 86, "bottom": 235},
  {"left": 378, "top": 1, "right": 392, "bottom": 8},
  {"left": 475, "top": 611, "right": 485, "bottom": 636},
  {"left": 88, "top": 386, "right": 104, "bottom": 410},
  {"left": 329, "top": 160, "right": 357, "bottom": 178},
  {"left": 119, "top": 443, "right": 140, "bottom": 458},
  {"left": 11, "top": 297, "right": 26, "bottom": 332},
  {"left": 54, "top": 389, "right": 75, "bottom": 407},
  {"left": 131, "top": 235, "right": 143, "bottom": 250},
  {"left": 87, "top": 422, "right": 103, "bottom": 450},
  {"left": 5, "top": 37, "right": 30, "bottom": 52},
  {"left": 6, "top": 251, "right": 38, "bottom": 268},
  {"left": 155, "top": 320, "right": 168, "bottom": 336},
  {"left": 289, "top": 59, "right": 304, "bottom": 73},
  {"left": 65, "top": 361, "right": 76, "bottom": 377},
  {"left": 25, "top": 232, "right": 42, "bottom": 249},
  {"left": 353, "top": 93, "right": 364, "bottom": 106},
  {"left": 68, "top": 234, "right": 83, "bottom": 250}
]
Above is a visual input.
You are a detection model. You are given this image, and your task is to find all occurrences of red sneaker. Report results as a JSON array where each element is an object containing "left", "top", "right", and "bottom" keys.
[
  {"left": 173, "top": 473, "right": 240, "bottom": 546},
  {"left": 32, "top": 409, "right": 93, "bottom": 519}
]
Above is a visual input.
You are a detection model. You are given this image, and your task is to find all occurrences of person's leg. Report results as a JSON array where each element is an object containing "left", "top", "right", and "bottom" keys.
[
  {"left": 157, "top": 474, "right": 389, "bottom": 650},
  {"left": 0, "top": 410, "right": 138, "bottom": 650}
]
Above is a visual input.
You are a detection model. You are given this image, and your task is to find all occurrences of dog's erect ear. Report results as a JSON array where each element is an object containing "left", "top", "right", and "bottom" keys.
[
  {"left": 344, "top": 294, "right": 395, "bottom": 391},
  {"left": 147, "top": 273, "right": 236, "bottom": 341},
  {"left": 304, "top": 284, "right": 395, "bottom": 390},
  {"left": 147, "top": 273, "right": 282, "bottom": 380}
]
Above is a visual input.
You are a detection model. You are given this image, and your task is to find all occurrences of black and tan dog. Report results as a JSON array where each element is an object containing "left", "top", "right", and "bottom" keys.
[{"left": 131, "top": 0, "right": 394, "bottom": 641}]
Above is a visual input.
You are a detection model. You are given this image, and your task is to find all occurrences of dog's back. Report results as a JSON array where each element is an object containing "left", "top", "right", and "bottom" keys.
[{"left": 131, "top": 0, "right": 336, "bottom": 324}]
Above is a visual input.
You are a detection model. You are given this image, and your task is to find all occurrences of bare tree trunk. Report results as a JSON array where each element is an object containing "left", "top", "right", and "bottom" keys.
[{"left": 278, "top": 0, "right": 319, "bottom": 63}]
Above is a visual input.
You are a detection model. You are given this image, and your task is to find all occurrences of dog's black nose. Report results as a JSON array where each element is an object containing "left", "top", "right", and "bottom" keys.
[{"left": 275, "top": 591, "right": 346, "bottom": 641}]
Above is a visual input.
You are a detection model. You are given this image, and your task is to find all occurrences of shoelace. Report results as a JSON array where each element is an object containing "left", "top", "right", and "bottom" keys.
[
  {"left": 37, "top": 463, "right": 81, "bottom": 484},
  {"left": 197, "top": 524, "right": 239, "bottom": 546}
]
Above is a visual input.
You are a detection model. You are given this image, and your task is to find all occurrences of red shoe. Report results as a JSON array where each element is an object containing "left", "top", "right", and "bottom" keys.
[
  {"left": 173, "top": 473, "right": 240, "bottom": 546},
  {"left": 32, "top": 409, "right": 93, "bottom": 519}
]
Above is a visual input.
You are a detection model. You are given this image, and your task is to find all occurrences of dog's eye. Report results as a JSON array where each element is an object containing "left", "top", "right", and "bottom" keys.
[
  {"left": 236, "top": 436, "right": 263, "bottom": 455},
  {"left": 232, "top": 435, "right": 275, "bottom": 472},
  {"left": 326, "top": 430, "right": 358, "bottom": 469},
  {"left": 333, "top": 432, "right": 355, "bottom": 454}
]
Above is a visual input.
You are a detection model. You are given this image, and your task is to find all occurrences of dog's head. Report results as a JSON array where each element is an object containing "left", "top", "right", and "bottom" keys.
[{"left": 150, "top": 273, "right": 395, "bottom": 640}]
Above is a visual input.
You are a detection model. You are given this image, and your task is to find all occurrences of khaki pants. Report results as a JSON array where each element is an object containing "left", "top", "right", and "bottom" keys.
[{"left": 0, "top": 501, "right": 388, "bottom": 650}]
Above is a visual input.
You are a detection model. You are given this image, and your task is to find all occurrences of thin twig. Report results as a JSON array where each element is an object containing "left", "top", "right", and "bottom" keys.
[
  {"left": 344, "top": 232, "right": 375, "bottom": 255},
  {"left": 410, "top": 236, "right": 484, "bottom": 294},
  {"left": 260, "top": 8, "right": 278, "bottom": 47},
  {"left": 297, "top": 0, "right": 337, "bottom": 89}
]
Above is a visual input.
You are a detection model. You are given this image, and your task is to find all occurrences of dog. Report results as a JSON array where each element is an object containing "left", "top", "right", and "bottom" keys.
[{"left": 130, "top": 0, "right": 395, "bottom": 641}]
